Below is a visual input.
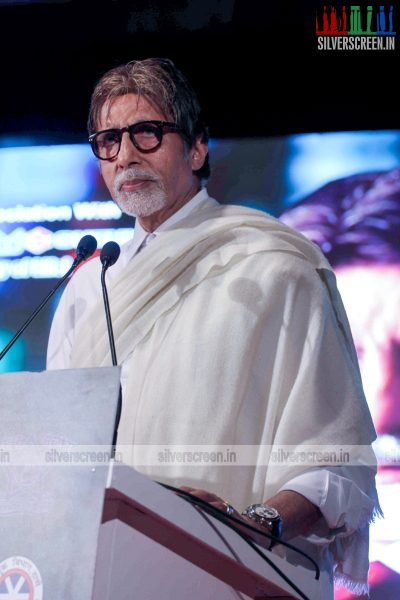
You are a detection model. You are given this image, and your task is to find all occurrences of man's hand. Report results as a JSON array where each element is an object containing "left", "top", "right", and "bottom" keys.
[
  {"left": 179, "top": 487, "right": 323, "bottom": 547},
  {"left": 179, "top": 486, "right": 241, "bottom": 516},
  {"left": 179, "top": 486, "right": 275, "bottom": 548}
]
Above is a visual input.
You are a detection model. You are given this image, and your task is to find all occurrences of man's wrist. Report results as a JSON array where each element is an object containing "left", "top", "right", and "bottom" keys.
[{"left": 241, "top": 504, "right": 283, "bottom": 549}]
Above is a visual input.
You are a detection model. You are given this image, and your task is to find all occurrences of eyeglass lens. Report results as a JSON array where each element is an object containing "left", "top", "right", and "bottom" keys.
[{"left": 93, "top": 122, "right": 163, "bottom": 159}]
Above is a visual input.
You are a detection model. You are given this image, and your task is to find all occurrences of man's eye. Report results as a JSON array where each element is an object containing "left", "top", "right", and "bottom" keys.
[
  {"left": 96, "top": 132, "right": 119, "bottom": 149},
  {"left": 135, "top": 125, "right": 157, "bottom": 137},
  {"left": 102, "top": 132, "right": 119, "bottom": 145}
]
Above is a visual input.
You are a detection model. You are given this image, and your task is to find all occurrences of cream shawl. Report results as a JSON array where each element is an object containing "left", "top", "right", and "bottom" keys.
[{"left": 71, "top": 199, "right": 380, "bottom": 590}]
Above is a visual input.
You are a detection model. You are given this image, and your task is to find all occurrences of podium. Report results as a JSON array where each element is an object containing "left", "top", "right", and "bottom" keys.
[{"left": 0, "top": 368, "right": 331, "bottom": 599}]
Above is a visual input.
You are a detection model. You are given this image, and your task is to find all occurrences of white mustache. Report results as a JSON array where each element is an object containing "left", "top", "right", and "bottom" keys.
[{"left": 114, "top": 168, "right": 159, "bottom": 192}]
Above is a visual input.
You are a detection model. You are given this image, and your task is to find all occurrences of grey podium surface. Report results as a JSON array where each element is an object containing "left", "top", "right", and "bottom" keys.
[{"left": 0, "top": 367, "right": 120, "bottom": 600}]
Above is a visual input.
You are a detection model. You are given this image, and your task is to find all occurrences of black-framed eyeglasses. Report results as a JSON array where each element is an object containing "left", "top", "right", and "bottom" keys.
[{"left": 89, "top": 120, "right": 183, "bottom": 161}]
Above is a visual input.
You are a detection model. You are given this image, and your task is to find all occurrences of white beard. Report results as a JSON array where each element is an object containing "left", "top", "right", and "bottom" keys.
[
  {"left": 114, "top": 185, "right": 167, "bottom": 217},
  {"left": 112, "top": 168, "right": 167, "bottom": 217}
]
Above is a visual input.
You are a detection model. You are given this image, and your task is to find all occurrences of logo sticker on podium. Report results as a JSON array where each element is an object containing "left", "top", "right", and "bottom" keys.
[{"left": 0, "top": 557, "right": 43, "bottom": 600}]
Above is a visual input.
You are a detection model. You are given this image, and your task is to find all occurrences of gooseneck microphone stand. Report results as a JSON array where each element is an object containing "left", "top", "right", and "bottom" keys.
[
  {"left": 0, "top": 234, "right": 98, "bottom": 362},
  {"left": 99, "top": 241, "right": 121, "bottom": 457}
]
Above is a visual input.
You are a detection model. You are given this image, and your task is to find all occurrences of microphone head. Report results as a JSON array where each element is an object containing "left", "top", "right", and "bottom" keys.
[
  {"left": 100, "top": 241, "right": 121, "bottom": 268},
  {"left": 76, "top": 235, "right": 98, "bottom": 261}
]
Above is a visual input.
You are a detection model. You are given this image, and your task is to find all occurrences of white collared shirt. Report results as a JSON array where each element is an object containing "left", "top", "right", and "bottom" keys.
[{"left": 115, "top": 188, "right": 216, "bottom": 266}]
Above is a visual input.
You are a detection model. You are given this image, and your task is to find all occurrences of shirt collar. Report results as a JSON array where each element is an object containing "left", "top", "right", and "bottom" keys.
[{"left": 130, "top": 187, "right": 211, "bottom": 255}]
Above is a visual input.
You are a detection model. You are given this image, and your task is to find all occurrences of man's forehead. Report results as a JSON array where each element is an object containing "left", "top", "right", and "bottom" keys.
[{"left": 99, "top": 93, "right": 167, "bottom": 128}]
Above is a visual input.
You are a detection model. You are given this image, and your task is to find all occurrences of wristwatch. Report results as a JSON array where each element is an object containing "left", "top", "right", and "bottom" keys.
[{"left": 241, "top": 504, "right": 283, "bottom": 549}]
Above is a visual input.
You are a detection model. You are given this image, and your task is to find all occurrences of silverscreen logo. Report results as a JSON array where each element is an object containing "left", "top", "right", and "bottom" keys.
[{"left": 316, "top": 4, "right": 396, "bottom": 50}]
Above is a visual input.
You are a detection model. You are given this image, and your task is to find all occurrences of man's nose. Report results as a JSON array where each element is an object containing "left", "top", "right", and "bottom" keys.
[{"left": 117, "top": 130, "right": 141, "bottom": 167}]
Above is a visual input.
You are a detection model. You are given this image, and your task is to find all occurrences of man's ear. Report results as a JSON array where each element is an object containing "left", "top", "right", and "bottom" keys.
[{"left": 190, "top": 135, "right": 208, "bottom": 171}]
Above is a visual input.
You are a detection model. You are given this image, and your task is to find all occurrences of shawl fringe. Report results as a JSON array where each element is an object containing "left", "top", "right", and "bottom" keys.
[
  {"left": 332, "top": 495, "right": 382, "bottom": 597},
  {"left": 334, "top": 573, "right": 369, "bottom": 596},
  {"left": 370, "top": 505, "right": 384, "bottom": 522}
]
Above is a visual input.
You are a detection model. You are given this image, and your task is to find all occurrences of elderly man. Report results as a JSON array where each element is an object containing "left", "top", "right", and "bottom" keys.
[{"left": 47, "top": 58, "right": 379, "bottom": 596}]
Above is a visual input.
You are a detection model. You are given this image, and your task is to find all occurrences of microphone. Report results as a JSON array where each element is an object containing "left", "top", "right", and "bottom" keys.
[
  {"left": 100, "top": 241, "right": 121, "bottom": 269},
  {"left": 76, "top": 234, "right": 98, "bottom": 263},
  {"left": 99, "top": 241, "right": 122, "bottom": 458},
  {"left": 0, "top": 235, "right": 98, "bottom": 361}
]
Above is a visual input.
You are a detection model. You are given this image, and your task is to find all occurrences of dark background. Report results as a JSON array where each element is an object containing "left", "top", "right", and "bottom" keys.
[{"left": 1, "top": 0, "right": 399, "bottom": 142}]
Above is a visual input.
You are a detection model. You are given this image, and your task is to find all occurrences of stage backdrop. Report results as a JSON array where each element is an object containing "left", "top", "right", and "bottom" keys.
[{"left": 1, "top": 131, "right": 399, "bottom": 599}]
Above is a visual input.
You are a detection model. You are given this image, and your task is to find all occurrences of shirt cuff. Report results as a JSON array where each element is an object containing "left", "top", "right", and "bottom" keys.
[{"left": 278, "top": 468, "right": 376, "bottom": 536}]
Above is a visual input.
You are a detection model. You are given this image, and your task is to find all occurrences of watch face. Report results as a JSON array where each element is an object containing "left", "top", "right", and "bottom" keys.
[{"left": 254, "top": 505, "right": 280, "bottom": 520}]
